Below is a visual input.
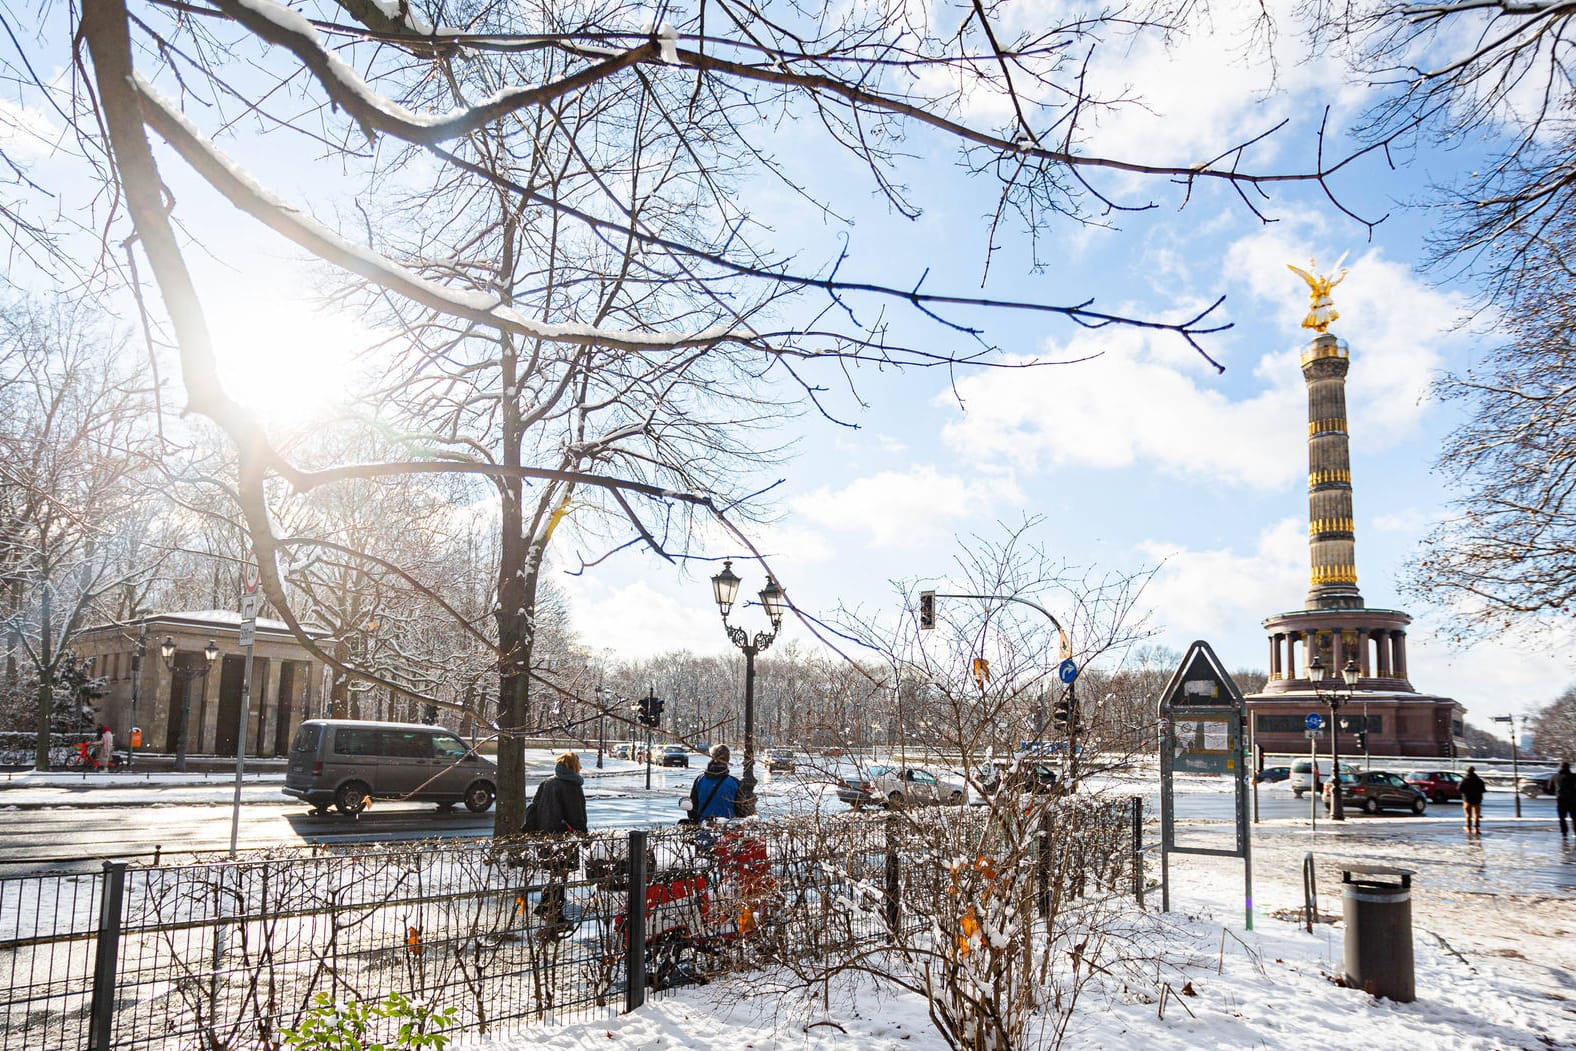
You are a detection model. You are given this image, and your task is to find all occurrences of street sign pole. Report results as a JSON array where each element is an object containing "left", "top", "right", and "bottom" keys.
[{"left": 230, "top": 589, "right": 259, "bottom": 858}]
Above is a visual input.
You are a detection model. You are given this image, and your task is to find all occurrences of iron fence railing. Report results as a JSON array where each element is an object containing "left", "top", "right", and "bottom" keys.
[{"left": 0, "top": 796, "right": 1144, "bottom": 1050}]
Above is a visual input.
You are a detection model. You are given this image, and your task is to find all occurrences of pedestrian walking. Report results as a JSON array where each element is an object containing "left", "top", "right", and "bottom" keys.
[
  {"left": 684, "top": 744, "right": 742, "bottom": 824},
  {"left": 96, "top": 726, "right": 114, "bottom": 771},
  {"left": 521, "top": 751, "right": 588, "bottom": 928},
  {"left": 1460, "top": 765, "right": 1486, "bottom": 834},
  {"left": 1554, "top": 761, "right": 1576, "bottom": 838}
]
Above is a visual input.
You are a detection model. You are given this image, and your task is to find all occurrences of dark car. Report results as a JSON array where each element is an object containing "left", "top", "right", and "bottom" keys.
[
  {"left": 979, "top": 761, "right": 1063, "bottom": 795},
  {"left": 766, "top": 749, "right": 796, "bottom": 774},
  {"left": 1519, "top": 769, "right": 1561, "bottom": 797},
  {"left": 659, "top": 745, "right": 689, "bottom": 768},
  {"left": 1252, "top": 765, "right": 1290, "bottom": 784},
  {"left": 1322, "top": 770, "right": 1427, "bottom": 815},
  {"left": 1405, "top": 770, "right": 1463, "bottom": 803}
]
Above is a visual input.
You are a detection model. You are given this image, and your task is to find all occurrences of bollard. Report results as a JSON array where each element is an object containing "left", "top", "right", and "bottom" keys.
[{"left": 1340, "top": 865, "right": 1415, "bottom": 1002}]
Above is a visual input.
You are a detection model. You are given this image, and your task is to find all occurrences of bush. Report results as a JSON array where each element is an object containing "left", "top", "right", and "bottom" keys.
[{"left": 278, "top": 992, "right": 457, "bottom": 1051}]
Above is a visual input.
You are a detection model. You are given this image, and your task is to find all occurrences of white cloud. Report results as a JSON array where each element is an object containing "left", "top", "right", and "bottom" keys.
[
  {"left": 1138, "top": 517, "right": 1306, "bottom": 644},
  {"left": 790, "top": 465, "right": 1023, "bottom": 548},
  {"left": 0, "top": 98, "right": 61, "bottom": 161},
  {"left": 941, "top": 223, "right": 1475, "bottom": 489},
  {"left": 1224, "top": 229, "right": 1472, "bottom": 446},
  {"left": 560, "top": 575, "right": 724, "bottom": 659},
  {"left": 939, "top": 326, "right": 1306, "bottom": 488}
]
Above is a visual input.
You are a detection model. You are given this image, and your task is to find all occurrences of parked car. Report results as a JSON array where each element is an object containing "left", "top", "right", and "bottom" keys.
[
  {"left": 659, "top": 744, "right": 689, "bottom": 768},
  {"left": 1290, "top": 758, "right": 1358, "bottom": 797},
  {"left": 834, "top": 775, "right": 879, "bottom": 809},
  {"left": 283, "top": 719, "right": 497, "bottom": 815},
  {"left": 610, "top": 743, "right": 633, "bottom": 760},
  {"left": 1321, "top": 770, "right": 1427, "bottom": 815},
  {"left": 766, "top": 749, "right": 796, "bottom": 773},
  {"left": 1519, "top": 769, "right": 1561, "bottom": 797},
  {"left": 1252, "top": 765, "right": 1291, "bottom": 784},
  {"left": 1404, "top": 770, "right": 1464, "bottom": 803},
  {"left": 842, "top": 765, "right": 967, "bottom": 808},
  {"left": 979, "top": 760, "right": 1063, "bottom": 795}
]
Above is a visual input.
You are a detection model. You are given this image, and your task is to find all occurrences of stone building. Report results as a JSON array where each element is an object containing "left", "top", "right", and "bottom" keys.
[
  {"left": 1244, "top": 319, "right": 1464, "bottom": 758},
  {"left": 72, "top": 610, "right": 328, "bottom": 758}
]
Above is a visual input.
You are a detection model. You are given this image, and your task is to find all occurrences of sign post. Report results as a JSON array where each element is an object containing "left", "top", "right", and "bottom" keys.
[
  {"left": 229, "top": 573, "right": 260, "bottom": 858},
  {"left": 1158, "top": 640, "right": 1253, "bottom": 929},
  {"left": 1304, "top": 713, "right": 1323, "bottom": 830}
]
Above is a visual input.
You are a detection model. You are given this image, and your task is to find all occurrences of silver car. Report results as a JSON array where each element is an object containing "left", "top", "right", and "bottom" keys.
[
  {"left": 863, "top": 764, "right": 966, "bottom": 808},
  {"left": 283, "top": 719, "right": 497, "bottom": 816}
]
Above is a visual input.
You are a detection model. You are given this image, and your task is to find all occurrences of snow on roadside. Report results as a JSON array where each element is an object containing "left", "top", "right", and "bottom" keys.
[{"left": 458, "top": 831, "right": 1576, "bottom": 1051}]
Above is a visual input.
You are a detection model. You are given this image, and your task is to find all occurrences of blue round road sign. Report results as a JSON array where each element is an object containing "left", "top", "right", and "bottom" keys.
[
  {"left": 1305, "top": 712, "right": 1324, "bottom": 730},
  {"left": 1058, "top": 658, "right": 1078, "bottom": 684}
]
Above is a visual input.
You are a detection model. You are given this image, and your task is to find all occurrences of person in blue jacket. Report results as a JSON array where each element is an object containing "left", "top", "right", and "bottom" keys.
[{"left": 686, "top": 744, "right": 743, "bottom": 822}]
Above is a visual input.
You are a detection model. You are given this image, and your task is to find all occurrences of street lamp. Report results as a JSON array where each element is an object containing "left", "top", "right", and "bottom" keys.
[
  {"left": 1491, "top": 714, "right": 1524, "bottom": 818},
  {"left": 709, "top": 560, "right": 786, "bottom": 813},
  {"left": 1309, "top": 653, "right": 1360, "bottom": 821},
  {"left": 160, "top": 638, "right": 220, "bottom": 773}
]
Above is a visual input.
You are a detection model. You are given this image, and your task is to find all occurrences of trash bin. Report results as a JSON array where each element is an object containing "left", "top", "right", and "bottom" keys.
[{"left": 1340, "top": 865, "right": 1415, "bottom": 1002}]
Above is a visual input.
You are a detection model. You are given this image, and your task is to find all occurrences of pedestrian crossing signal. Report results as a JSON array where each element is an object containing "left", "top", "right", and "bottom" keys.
[{"left": 919, "top": 591, "right": 935, "bottom": 630}]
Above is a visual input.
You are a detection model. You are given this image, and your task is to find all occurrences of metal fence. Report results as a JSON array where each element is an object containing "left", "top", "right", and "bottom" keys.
[{"left": 0, "top": 797, "right": 1143, "bottom": 1050}]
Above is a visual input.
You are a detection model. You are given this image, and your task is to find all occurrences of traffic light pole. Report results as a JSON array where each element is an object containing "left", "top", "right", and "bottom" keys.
[{"left": 920, "top": 590, "right": 1077, "bottom": 782}]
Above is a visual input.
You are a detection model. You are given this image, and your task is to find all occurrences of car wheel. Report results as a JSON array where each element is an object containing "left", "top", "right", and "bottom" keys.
[
  {"left": 887, "top": 791, "right": 905, "bottom": 809},
  {"left": 1363, "top": 797, "right": 1380, "bottom": 815},
  {"left": 463, "top": 780, "right": 496, "bottom": 813},
  {"left": 436, "top": 802, "right": 456, "bottom": 813},
  {"left": 1294, "top": 789, "right": 1304, "bottom": 798},
  {"left": 948, "top": 790, "right": 964, "bottom": 806},
  {"left": 1431, "top": 792, "right": 1445, "bottom": 803},
  {"left": 335, "top": 781, "right": 370, "bottom": 815},
  {"left": 1412, "top": 797, "right": 1426, "bottom": 815}
]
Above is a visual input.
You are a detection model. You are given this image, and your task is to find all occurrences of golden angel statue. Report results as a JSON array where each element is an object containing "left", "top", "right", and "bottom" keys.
[{"left": 1287, "top": 253, "right": 1348, "bottom": 333}]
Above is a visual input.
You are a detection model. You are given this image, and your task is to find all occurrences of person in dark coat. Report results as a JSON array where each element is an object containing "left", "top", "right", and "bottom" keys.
[
  {"left": 1460, "top": 765, "right": 1486, "bottom": 834},
  {"left": 522, "top": 752, "right": 588, "bottom": 926},
  {"left": 1554, "top": 761, "right": 1576, "bottom": 837},
  {"left": 685, "top": 744, "right": 742, "bottom": 822}
]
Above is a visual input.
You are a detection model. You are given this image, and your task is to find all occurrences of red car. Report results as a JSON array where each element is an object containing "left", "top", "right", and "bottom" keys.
[{"left": 1404, "top": 770, "right": 1464, "bottom": 803}]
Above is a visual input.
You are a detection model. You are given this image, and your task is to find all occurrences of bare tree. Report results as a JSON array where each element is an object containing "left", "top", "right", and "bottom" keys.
[
  {"left": 1531, "top": 686, "right": 1576, "bottom": 759},
  {"left": 71, "top": 0, "right": 1376, "bottom": 827},
  {"left": 0, "top": 293, "right": 158, "bottom": 766}
]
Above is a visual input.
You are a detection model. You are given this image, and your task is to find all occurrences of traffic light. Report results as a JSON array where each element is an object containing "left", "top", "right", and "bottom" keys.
[
  {"left": 1354, "top": 731, "right": 1367, "bottom": 751},
  {"left": 638, "top": 693, "right": 663, "bottom": 726},
  {"left": 1053, "top": 694, "right": 1071, "bottom": 733},
  {"left": 919, "top": 590, "right": 935, "bottom": 630}
]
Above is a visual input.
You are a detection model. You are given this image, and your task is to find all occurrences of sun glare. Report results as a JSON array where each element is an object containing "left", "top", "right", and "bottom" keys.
[{"left": 206, "top": 292, "right": 370, "bottom": 427}]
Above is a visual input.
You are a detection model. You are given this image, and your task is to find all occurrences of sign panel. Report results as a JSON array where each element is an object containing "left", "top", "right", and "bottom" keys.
[
  {"left": 1305, "top": 712, "right": 1323, "bottom": 731},
  {"left": 241, "top": 593, "right": 260, "bottom": 620},
  {"left": 1157, "top": 639, "right": 1252, "bottom": 929},
  {"left": 1058, "top": 658, "right": 1078, "bottom": 684}
]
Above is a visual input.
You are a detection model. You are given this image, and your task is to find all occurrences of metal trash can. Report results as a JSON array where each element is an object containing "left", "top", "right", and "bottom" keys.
[{"left": 1340, "top": 865, "right": 1415, "bottom": 1002}]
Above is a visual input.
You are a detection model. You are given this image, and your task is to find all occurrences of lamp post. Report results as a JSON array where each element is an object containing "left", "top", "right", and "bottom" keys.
[
  {"left": 160, "top": 638, "right": 220, "bottom": 773},
  {"left": 709, "top": 561, "right": 786, "bottom": 814},
  {"left": 1491, "top": 714, "right": 1523, "bottom": 818},
  {"left": 1309, "top": 653, "right": 1360, "bottom": 821}
]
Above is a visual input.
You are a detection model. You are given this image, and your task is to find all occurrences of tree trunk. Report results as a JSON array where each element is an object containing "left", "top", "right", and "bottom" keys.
[{"left": 33, "top": 583, "right": 52, "bottom": 772}]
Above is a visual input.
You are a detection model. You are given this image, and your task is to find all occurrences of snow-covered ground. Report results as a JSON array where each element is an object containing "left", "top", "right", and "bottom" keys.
[{"left": 455, "top": 822, "right": 1576, "bottom": 1050}]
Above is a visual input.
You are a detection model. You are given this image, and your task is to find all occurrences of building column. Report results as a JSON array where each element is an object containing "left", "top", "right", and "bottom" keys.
[
  {"left": 1375, "top": 630, "right": 1391, "bottom": 678},
  {"left": 1394, "top": 632, "right": 1407, "bottom": 680},
  {"left": 1331, "top": 628, "right": 1344, "bottom": 674},
  {"left": 1269, "top": 635, "right": 1281, "bottom": 679}
]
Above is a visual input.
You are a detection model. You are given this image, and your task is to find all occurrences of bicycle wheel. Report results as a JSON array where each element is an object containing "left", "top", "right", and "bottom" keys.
[{"left": 645, "top": 926, "right": 706, "bottom": 990}]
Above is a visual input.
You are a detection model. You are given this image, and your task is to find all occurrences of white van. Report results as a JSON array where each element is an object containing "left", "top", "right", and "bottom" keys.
[
  {"left": 1289, "top": 758, "right": 1357, "bottom": 797},
  {"left": 283, "top": 719, "right": 497, "bottom": 815}
]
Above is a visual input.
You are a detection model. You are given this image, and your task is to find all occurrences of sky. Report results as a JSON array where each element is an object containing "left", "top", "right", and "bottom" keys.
[{"left": 9, "top": 1, "right": 1573, "bottom": 729}]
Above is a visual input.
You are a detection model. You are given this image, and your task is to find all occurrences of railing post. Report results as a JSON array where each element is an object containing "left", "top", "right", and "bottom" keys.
[
  {"left": 883, "top": 813, "right": 901, "bottom": 933},
  {"left": 624, "top": 830, "right": 647, "bottom": 1012},
  {"left": 1131, "top": 795, "right": 1144, "bottom": 905},
  {"left": 88, "top": 860, "right": 128, "bottom": 1051}
]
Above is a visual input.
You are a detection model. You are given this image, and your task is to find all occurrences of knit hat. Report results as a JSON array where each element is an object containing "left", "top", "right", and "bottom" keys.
[{"left": 709, "top": 744, "right": 731, "bottom": 763}]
